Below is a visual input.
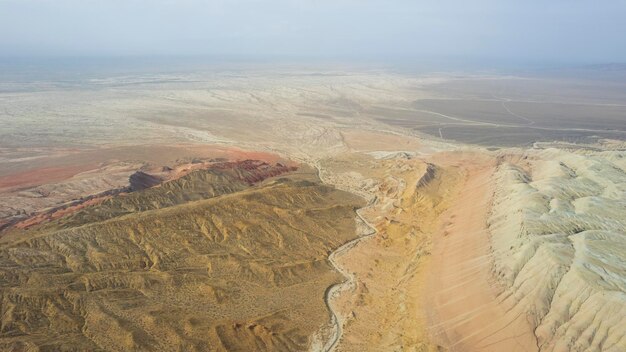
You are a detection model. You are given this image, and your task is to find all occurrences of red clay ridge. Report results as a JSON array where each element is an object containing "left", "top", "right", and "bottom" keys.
[
  {"left": 211, "top": 159, "right": 298, "bottom": 185},
  {"left": 3, "top": 159, "right": 298, "bottom": 232}
]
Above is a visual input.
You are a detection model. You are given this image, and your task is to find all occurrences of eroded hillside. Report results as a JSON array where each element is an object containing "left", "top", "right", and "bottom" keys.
[
  {"left": 489, "top": 148, "right": 626, "bottom": 352},
  {"left": 0, "top": 161, "right": 364, "bottom": 351},
  {"left": 1, "top": 67, "right": 625, "bottom": 352}
]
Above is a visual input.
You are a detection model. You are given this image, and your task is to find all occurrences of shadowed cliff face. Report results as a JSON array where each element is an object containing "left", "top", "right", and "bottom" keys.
[{"left": 0, "top": 162, "right": 364, "bottom": 351}]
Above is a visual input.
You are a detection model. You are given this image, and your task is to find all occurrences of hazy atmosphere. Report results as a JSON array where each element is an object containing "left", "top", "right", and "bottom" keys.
[
  {"left": 2, "top": 0, "right": 626, "bottom": 63},
  {"left": 1, "top": 2, "right": 625, "bottom": 352}
]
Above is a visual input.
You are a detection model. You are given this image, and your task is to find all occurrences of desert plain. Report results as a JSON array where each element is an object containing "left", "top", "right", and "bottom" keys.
[{"left": 0, "top": 64, "right": 625, "bottom": 351}]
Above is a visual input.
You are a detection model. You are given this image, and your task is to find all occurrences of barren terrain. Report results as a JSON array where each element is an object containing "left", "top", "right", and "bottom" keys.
[
  {"left": 1, "top": 66, "right": 624, "bottom": 351},
  {"left": 0, "top": 157, "right": 364, "bottom": 351}
]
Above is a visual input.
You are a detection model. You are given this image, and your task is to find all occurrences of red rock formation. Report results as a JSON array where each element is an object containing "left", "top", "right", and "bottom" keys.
[
  {"left": 212, "top": 160, "right": 298, "bottom": 185},
  {"left": 2, "top": 159, "right": 298, "bottom": 233}
]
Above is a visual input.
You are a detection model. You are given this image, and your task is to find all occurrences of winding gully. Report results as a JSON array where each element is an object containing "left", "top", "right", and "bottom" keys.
[
  {"left": 310, "top": 163, "right": 378, "bottom": 352},
  {"left": 319, "top": 206, "right": 377, "bottom": 352}
]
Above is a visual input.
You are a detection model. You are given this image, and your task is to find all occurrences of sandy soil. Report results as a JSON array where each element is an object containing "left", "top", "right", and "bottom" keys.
[
  {"left": 315, "top": 150, "right": 455, "bottom": 351},
  {"left": 340, "top": 130, "right": 422, "bottom": 152},
  {"left": 422, "top": 156, "right": 538, "bottom": 351},
  {"left": 0, "top": 164, "right": 99, "bottom": 191},
  {"left": 314, "top": 149, "right": 554, "bottom": 352}
]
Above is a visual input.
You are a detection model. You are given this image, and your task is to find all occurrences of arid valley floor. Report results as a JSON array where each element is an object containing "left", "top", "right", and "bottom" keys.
[{"left": 1, "top": 66, "right": 625, "bottom": 351}]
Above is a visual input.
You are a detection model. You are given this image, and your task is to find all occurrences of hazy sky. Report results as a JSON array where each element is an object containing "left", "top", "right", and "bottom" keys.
[{"left": 1, "top": 0, "right": 626, "bottom": 64}]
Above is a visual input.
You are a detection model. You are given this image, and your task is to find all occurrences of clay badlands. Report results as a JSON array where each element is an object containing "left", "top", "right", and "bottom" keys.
[{"left": 1, "top": 67, "right": 625, "bottom": 351}]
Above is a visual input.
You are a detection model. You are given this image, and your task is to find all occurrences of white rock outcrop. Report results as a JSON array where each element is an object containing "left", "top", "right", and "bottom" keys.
[{"left": 489, "top": 148, "right": 626, "bottom": 352}]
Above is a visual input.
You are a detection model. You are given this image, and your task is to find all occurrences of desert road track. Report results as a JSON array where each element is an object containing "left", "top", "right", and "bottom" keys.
[{"left": 416, "top": 108, "right": 626, "bottom": 135}]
